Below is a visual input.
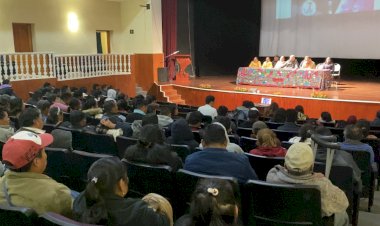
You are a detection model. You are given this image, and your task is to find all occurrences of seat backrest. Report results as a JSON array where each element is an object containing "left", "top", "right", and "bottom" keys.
[
  {"left": 86, "top": 117, "right": 100, "bottom": 126},
  {"left": 333, "top": 63, "right": 341, "bottom": 75},
  {"left": 239, "top": 136, "right": 257, "bottom": 152},
  {"left": 272, "top": 129, "right": 298, "bottom": 141},
  {"left": 0, "top": 205, "right": 37, "bottom": 226},
  {"left": 228, "top": 135, "right": 239, "bottom": 144},
  {"left": 87, "top": 133, "right": 118, "bottom": 156},
  {"left": 43, "top": 124, "right": 57, "bottom": 134},
  {"left": 116, "top": 136, "right": 138, "bottom": 158},
  {"left": 361, "top": 138, "right": 380, "bottom": 163},
  {"left": 244, "top": 153, "right": 284, "bottom": 180},
  {"left": 39, "top": 212, "right": 101, "bottom": 226},
  {"left": 281, "top": 141, "right": 293, "bottom": 149},
  {"left": 170, "top": 144, "right": 191, "bottom": 162},
  {"left": 44, "top": 147, "right": 71, "bottom": 184},
  {"left": 174, "top": 169, "right": 237, "bottom": 219},
  {"left": 236, "top": 127, "right": 252, "bottom": 137},
  {"left": 192, "top": 131, "right": 202, "bottom": 143},
  {"left": 62, "top": 112, "right": 70, "bottom": 122},
  {"left": 243, "top": 180, "right": 322, "bottom": 226},
  {"left": 60, "top": 127, "right": 89, "bottom": 151},
  {"left": 122, "top": 159, "right": 175, "bottom": 200},
  {"left": 266, "top": 122, "right": 284, "bottom": 129}
]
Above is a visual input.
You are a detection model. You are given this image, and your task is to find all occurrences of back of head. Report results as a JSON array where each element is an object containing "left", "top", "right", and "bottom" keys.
[
  {"left": 70, "top": 110, "right": 86, "bottom": 127},
  {"left": 134, "top": 98, "right": 147, "bottom": 110},
  {"left": 285, "top": 109, "right": 298, "bottom": 123},
  {"left": 321, "top": 111, "right": 332, "bottom": 122},
  {"left": 248, "top": 110, "right": 259, "bottom": 121},
  {"left": 256, "top": 128, "right": 279, "bottom": 148},
  {"left": 37, "top": 100, "right": 51, "bottom": 112},
  {"left": 19, "top": 107, "right": 41, "bottom": 127},
  {"left": 205, "top": 95, "right": 215, "bottom": 104},
  {"left": 188, "top": 111, "right": 203, "bottom": 125},
  {"left": 142, "top": 113, "right": 158, "bottom": 126},
  {"left": 139, "top": 124, "right": 165, "bottom": 145},
  {"left": 346, "top": 115, "right": 357, "bottom": 125},
  {"left": 294, "top": 105, "right": 304, "bottom": 114},
  {"left": 190, "top": 178, "right": 238, "bottom": 226},
  {"left": 142, "top": 193, "right": 173, "bottom": 226},
  {"left": 83, "top": 97, "right": 97, "bottom": 110},
  {"left": 9, "top": 97, "right": 23, "bottom": 116},
  {"left": 47, "top": 107, "right": 61, "bottom": 124},
  {"left": 314, "top": 126, "right": 332, "bottom": 136},
  {"left": 159, "top": 106, "right": 171, "bottom": 116},
  {"left": 298, "top": 124, "right": 315, "bottom": 142},
  {"left": 69, "top": 98, "right": 81, "bottom": 111},
  {"left": 103, "top": 100, "right": 116, "bottom": 114},
  {"left": 213, "top": 116, "right": 231, "bottom": 131},
  {"left": 171, "top": 118, "right": 193, "bottom": 141},
  {"left": 203, "top": 124, "right": 227, "bottom": 147},
  {"left": 61, "top": 92, "right": 72, "bottom": 103},
  {"left": 145, "top": 95, "right": 157, "bottom": 104},
  {"left": 356, "top": 119, "right": 371, "bottom": 137},
  {"left": 80, "top": 157, "right": 127, "bottom": 224},
  {"left": 344, "top": 124, "right": 364, "bottom": 141},
  {"left": 285, "top": 143, "right": 314, "bottom": 176},
  {"left": 217, "top": 105, "right": 228, "bottom": 117},
  {"left": 242, "top": 100, "right": 254, "bottom": 109},
  {"left": 272, "top": 108, "right": 286, "bottom": 123},
  {"left": 252, "top": 121, "right": 268, "bottom": 135}
]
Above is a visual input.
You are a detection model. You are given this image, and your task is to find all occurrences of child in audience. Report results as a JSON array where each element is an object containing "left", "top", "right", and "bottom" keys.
[
  {"left": 175, "top": 178, "right": 241, "bottom": 226},
  {"left": 250, "top": 128, "right": 286, "bottom": 157},
  {"left": 73, "top": 157, "right": 171, "bottom": 226}
]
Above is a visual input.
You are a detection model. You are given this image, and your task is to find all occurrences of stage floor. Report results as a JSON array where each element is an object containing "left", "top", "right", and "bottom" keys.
[{"left": 167, "top": 75, "right": 380, "bottom": 103}]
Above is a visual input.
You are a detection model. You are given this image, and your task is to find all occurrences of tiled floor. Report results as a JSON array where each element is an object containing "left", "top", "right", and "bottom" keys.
[{"left": 358, "top": 183, "right": 380, "bottom": 226}]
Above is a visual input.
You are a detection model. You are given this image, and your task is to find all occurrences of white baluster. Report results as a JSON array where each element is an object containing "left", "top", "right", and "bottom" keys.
[
  {"left": 14, "top": 55, "right": 19, "bottom": 78},
  {"left": 80, "top": 56, "right": 84, "bottom": 77},
  {"left": 75, "top": 56, "right": 81, "bottom": 78},
  {"left": 36, "top": 53, "right": 41, "bottom": 77},
  {"left": 31, "top": 54, "right": 36, "bottom": 78},
  {"left": 128, "top": 54, "right": 131, "bottom": 73},
  {"left": 49, "top": 54, "right": 54, "bottom": 78},
  {"left": 91, "top": 55, "right": 95, "bottom": 77},
  {"left": 60, "top": 57, "right": 65, "bottom": 80},
  {"left": 3, "top": 55, "right": 9, "bottom": 80},
  {"left": 102, "top": 55, "right": 106, "bottom": 74},
  {"left": 42, "top": 54, "right": 47, "bottom": 77},
  {"left": 123, "top": 54, "right": 127, "bottom": 73},
  {"left": 64, "top": 57, "right": 69, "bottom": 79}
]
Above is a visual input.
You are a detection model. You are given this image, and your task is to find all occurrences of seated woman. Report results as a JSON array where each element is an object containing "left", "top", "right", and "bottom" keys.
[
  {"left": 288, "top": 123, "right": 315, "bottom": 145},
  {"left": 263, "top": 102, "right": 279, "bottom": 118},
  {"left": 321, "top": 57, "right": 334, "bottom": 71},
  {"left": 167, "top": 119, "right": 199, "bottom": 151},
  {"left": 250, "top": 128, "right": 286, "bottom": 157},
  {"left": 317, "top": 111, "right": 336, "bottom": 126},
  {"left": 248, "top": 57, "right": 261, "bottom": 69},
  {"left": 46, "top": 107, "right": 72, "bottom": 149},
  {"left": 82, "top": 96, "right": 103, "bottom": 118},
  {"left": 124, "top": 124, "right": 183, "bottom": 171},
  {"left": 274, "top": 56, "right": 286, "bottom": 69},
  {"left": 300, "top": 56, "right": 316, "bottom": 69},
  {"left": 262, "top": 57, "right": 273, "bottom": 69},
  {"left": 175, "top": 178, "right": 241, "bottom": 226},
  {"left": 269, "top": 108, "right": 286, "bottom": 123},
  {"left": 295, "top": 105, "right": 308, "bottom": 121},
  {"left": 73, "top": 157, "right": 172, "bottom": 226}
]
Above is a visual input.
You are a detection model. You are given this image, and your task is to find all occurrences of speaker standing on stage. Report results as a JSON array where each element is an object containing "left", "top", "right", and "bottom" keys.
[
  {"left": 321, "top": 57, "right": 334, "bottom": 71},
  {"left": 248, "top": 57, "right": 261, "bottom": 69}
]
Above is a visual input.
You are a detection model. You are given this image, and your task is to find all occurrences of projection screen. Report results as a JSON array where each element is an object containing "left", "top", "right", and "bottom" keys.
[{"left": 260, "top": 0, "right": 380, "bottom": 59}]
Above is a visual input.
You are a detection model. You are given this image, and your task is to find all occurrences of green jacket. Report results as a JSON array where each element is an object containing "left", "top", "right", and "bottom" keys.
[{"left": 0, "top": 171, "right": 73, "bottom": 216}]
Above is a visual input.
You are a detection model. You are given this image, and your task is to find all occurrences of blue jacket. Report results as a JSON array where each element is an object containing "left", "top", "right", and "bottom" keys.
[
  {"left": 339, "top": 141, "right": 374, "bottom": 163},
  {"left": 184, "top": 148, "right": 258, "bottom": 183}
]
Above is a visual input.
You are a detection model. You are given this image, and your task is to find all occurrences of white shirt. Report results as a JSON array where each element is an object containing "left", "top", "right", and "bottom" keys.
[{"left": 198, "top": 104, "right": 218, "bottom": 119}]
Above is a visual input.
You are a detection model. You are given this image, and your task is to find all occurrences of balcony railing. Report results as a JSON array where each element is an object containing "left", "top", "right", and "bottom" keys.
[{"left": 0, "top": 52, "right": 132, "bottom": 83}]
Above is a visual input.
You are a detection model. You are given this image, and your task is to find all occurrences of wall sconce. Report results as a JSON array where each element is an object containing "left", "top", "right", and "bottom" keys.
[{"left": 68, "top": 12, "right": 79, "bottom": 32}]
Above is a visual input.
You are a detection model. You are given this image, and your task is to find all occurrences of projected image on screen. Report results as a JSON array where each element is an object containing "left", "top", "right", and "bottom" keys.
[{"left": 276, "top": 0, "right": 380, "bottom": 19}]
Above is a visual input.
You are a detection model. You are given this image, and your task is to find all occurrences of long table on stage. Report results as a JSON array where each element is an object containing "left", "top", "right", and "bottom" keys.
[{"left": 236, "top": 67, "right": 332, "bottom": 89}]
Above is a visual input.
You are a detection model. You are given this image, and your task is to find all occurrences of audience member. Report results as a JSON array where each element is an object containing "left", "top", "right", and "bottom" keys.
[
  {"left": 277, "top": 109, "right": 300, "bottom": 132},
  {"left": 47, "top": 107, "right": 72, "bottom": 149},
  {"left": 235, "top": 100, "right": 258, "bottom": 121},
  {"left": 18, "top": 107, "right": 45, "bottom": 134},
  {"left": 82, "top": 96, "right": 102, "bottom": 117},
  {"left": 239, "top": 110, "right": 259, "bottom": 128},
  {"left": 0, "top": 95, "right": 11, "bottom": 112},
  {"left": 124, "top": 124, "right": 182, "bottom": 171},
  {"left": 318, "top": 111, "right": 335, "bottom": 125},
  {"left": 167, "top": 119, "right": 199, "bottom": 151},
  {"left": 295, "top": 105, "right": 307, "bottom": 121},
  {"left": 131, "top": 113, "right": 158, "bottom": 139},
  {"left": 340, "top": 125, "right": 374, "bottom": 163},
  {"left": 217, "top": 105, "right": 229, "bottom": 117},
  {"left": 262, "top": 57, "right": 273, "bottom": 69},
  {"left": 168, "top": 104, "right": 180, "bottom": 120},
  {"left": 370, "top": 110, "right": 380, "bottom": 127},
  {"left": 37, "top": 100, "right": 51, "bottom": 123},
  {"left": 187, "top": 111, "right": 203, "bottom": 131},
  {"left": 248, "top": 57, "right": 261, "bottom": 69},
  {"left": 212, "top": 118, "right": 244, "bottom": 154},
  {"left": 26, "top": 90, "right": 42, "bottom": 106},
  {"left": 73, "top": 157, "right": 171, "bottom": 226},
  {"left": 269, "top": 108, "right": 286, "bottom": 123},
  {"left": 267, "top": 143, "right": 349, "bottom": 225},
  {"left": 184, "top": 123, "right": 257, "bottom": 183},
  {"left": 68, "top": 98, "right": 81, "bottom": 112},
  {"left": 288, "top": 123, "right": 315, "bottom": 145},
  {"left": 158, "top": 106, "right": 174, "bottom": 128},
  {"left": 0, "top": 131, "right": 72, "bottom": 215},
  {"left": 175, "top": 178, "right": 240, "bottom": 226},
  {"left": 9, "top": 96, "right": 24, "bottom": 118},
  {"left": 125, "top": 98, "right": 147, "bottom": 123},
  {"left": 117, "top": 99, "right": 130, "bottom": 114},
  {"left": 198, "top": 95, "right": 218, "bottom": 119},
  {"left": 0, "top": 79, "right": 14, "bottom": 96},
  {"left": 250, "top": 128, "right": 286, "bottom": 157},
  {"left": 263, "top": 102, "right": 279, "bottom": 118},
  {"left": 64, "top": 110, "right": 95, "bottom": 133},
  {"left": 356, "top": 119, "right": 377, "bottom": 139},
  {"left": 0, "top": 107, "right": 14, "bottom": 143},
  {"left": 251, "top": 121, "right": 268, "bottom": 139},
  {"left": 51, "top": 92, "right": 71, "bottom": 112},
  {"left": 101, "top": 100, "right": 132, "bottom": 136}
]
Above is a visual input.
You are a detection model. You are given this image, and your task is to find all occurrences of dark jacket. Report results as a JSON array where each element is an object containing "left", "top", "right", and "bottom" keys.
[
  {"left": 73, "top": 193, "right": 169, "bottom": 226},
  {"left": 103, "top": 113, "right": 133, "bottom": 137},
  {"left": 124, "top": 143, "right": 183, "bottom": 171},
  {"left": 184, "top": 148, "right": 258, "bottom": 183},
  {"left": 125, "top": 112, "right": 144, "bottom": 123},
  {"left": 167, "top": 119, "right": 199, "bottom": 151},
  {"left": 276, "top": 122, "right": 300, "bottom": 132},
  {"left": 371, "top": 118, "right": 380, "bottom": 127}
]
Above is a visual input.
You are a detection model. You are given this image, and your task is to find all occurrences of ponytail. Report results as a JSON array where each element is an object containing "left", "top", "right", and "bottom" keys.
[{"left": 81, "top": 180, "right": 108, "bottom": 224}]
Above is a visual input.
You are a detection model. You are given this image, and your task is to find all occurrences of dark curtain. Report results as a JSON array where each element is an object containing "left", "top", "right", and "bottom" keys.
[
  {"left": 162, "top": 0, "right": 177, "bottom": 80},
  {"left": 96, "top": 32, "right": 102, "bottom": 54}
]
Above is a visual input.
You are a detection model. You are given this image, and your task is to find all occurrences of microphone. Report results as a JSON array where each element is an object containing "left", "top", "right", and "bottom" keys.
[{"left": 165, "top": 50, "right": 180, "bottom": 58}]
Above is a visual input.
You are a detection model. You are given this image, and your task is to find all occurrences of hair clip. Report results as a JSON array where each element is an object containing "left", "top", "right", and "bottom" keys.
[
  {"left": 207, "top": 188, "right": 219, "bottom": 197},
  {"left": 91, "top": 177, "right": 98, "bottom": 184}
]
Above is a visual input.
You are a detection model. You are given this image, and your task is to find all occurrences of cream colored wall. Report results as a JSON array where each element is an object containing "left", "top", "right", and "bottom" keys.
[{"left": 0, "top": 0, "right": 162, "bottom": 54}]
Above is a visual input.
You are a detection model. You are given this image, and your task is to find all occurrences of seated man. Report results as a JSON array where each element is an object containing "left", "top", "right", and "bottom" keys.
[
  {"left": 157, "top": 106, "right": 173, "bottom": 128},
  {"left": 198, "top": 95, "right": 218, "bottom": 120},
  {"left": 0, "top": 106, "right": 14, "bottom": 143},
  {"left": 18, "top": 107, "right": 45, "bottom": 134},
  {"left": 0, "top": 131, "right": 72, "bottom": 216},
  {"left": 184, "top": 123, "right": 257, "bottom": 183},
  {"left": 267, "top": 143, "right": 349, "bottom": 226},
  {"left": 187, "top": 111, "right": 203, "bottom": 131},
  {"left": 100, "top": 101, "right": 133, "bottom": 137},
  {"left": 125, "top": 98, "right": 148, "bottom": 123},
  {"left": 283, "top": 55, "right": 299, "bottom": 69},
  {"left": 300, "top": 56, "right": 316, "bottom": 69},
  {"left": 339, "top": 125, "right": 374, "bottom": 163},
  {"left": 277, "top": 109, "right": 300, "bottom": 133}
]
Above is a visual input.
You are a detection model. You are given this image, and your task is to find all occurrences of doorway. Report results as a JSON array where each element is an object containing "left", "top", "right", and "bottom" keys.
[
  {"left": 96, "top": 31, "right": 111, "bottom": 54},
  {"left": 12, "top": 23, "right": 33, "bottom": 52}
]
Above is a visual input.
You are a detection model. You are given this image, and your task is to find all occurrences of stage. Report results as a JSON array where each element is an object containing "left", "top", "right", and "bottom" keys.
[{"left": 156, "top": 75, "right": 380, "bottom": 120}]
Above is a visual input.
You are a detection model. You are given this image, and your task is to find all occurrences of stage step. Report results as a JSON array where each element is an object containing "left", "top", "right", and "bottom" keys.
[{"left": 160, "top": 85, "right": 186, "bottom": 105}]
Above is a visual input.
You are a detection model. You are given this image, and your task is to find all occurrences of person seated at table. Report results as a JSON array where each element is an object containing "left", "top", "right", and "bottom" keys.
[
  {"left": 283, "top": 55, "right": 299, "bottom": 69},
  {"left": 248, "top": 57, "right": 261, "bottom": 69},
  {"left": 262, "top": 57, "right": 273, "bottom": 69},
  {"left": 321, "top": 57, "right": 334, "bottom": 71},
  {"left": 274, "top": 56, "right": 286, "bottom": 69},
  {"left": 272, "top": 55, "right": 279, "bottom": 67},
  {"left": 300, "top": 56, "right": 316, "bottom": 69}
]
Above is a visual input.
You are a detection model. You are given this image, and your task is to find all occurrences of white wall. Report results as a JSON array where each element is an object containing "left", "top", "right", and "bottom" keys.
[{"left": 0, "top": 0, "right": 163, "bottom": 54}]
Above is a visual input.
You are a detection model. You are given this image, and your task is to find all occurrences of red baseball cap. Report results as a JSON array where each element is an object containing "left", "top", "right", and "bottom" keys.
[{"left": 2, "top": 131, "right": 53, "bottom": 169}]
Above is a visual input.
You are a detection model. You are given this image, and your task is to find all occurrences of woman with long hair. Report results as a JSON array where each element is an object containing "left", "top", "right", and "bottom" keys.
[{"left": 249, "top": 128, "right": 286, "bottom": 157}]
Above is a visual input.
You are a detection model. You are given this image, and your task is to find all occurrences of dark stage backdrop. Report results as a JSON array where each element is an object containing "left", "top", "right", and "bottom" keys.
[{"left": 177, "top": 0, "right": 261, "bottom": 76}]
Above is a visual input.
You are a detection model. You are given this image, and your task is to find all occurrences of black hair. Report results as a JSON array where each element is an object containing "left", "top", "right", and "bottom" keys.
[
  {"left": 142, "top": 114, "right": 158, "bottom": 126},
  {"left": 46, "top": 93, "right": 57, "bottom": 104},
  {"left": 92, "top": 84, "right": 99, "bottom": 91},
  {"left": 242, "top": 100, "right": 254, "bottom": 109},
  {"left": 203, "top": 124, "right": 227, "bottom": 146},
  {"left": 214, "top": 116, "right": 231, "bottom": 131},
  {"left": 248, "top": 110, "right": 259, "bottom": 121},
  {"left": 83, "top": 97, "right": 97, "bottom": 110},
  {"left": 159, "top": 106, "right": 171, "bottom": 116},
  {"left": 0, "top": 107, "right": 7, "bottom": 120},
  {"left": 116, "top": 93, "right": 126, "bottom": 101},
  {"left": 69, "top": 98, "right": 81, "bottom": 111},
  {"left": 6, "top": 150, "right": 43, "bottom": 173},
  {"left": 285, "top": 109, "right": 298, "bottom": 123},
  {"left": 145, "top": 95, "right": 157, "bottom": 104},
  {"left": 80, "top": 157, "right": 128, "bottom": 224},
  {"left": 31, "top": 90, "right": 43, "bottom": 101},
  {"left": 356, "top": 119, "right": 371, "bottom": 138},
  {"left": 147, "top": 104, "right": 159, "bottom": 114},
  {"left": 134, "top": 98, "right": 147, "bottom": 109},
  {"left": 264, "top": 102, "right": 279, "bottom": 117},
  {"left": 46, "top": 107, "right": 61, "bottom": 124},
  {"left": 217, "top": 106, "right": 229, "bottom": 117},
  {"left": 117, "top": 99, "right": 129, "bottom": 112},
  {"left": 205, "top": 95, "right": 215, "bottom": 104},
  {"left": 19, "top": 108, "right": 41, "bottom": 127},
  {"left": 321, "top": 111, "right": 333, "bottom": 122},
  {"left": 139, "top": 124, "right": 165, "bottom": 145},
  {"left": 103, "top": 100, "right": 116, "bottom": 114},
  {"left": 271, "top": 108, "right": 286, "bottom": 123},
  {"left": 376, "top": 111, "right": 380, "bottom": 119},
  {"left": 315, "top": 126, "right": 332, "bottom": 136},
  {"left": 188, "top": 111, "right": 203, "bottom": 125},
  {"left": 43, "top": 82, "right": 51, "bottom": 88},
  {"left": 189, "top": 178, "right": 239, "bottom": 226},
  {"left": 298, "top": 124, "right": 315, "bottom": 142},
  {"left": 294, "top": 105, "right": 304, "bottom": 114},
  {"left": 61, "top": 92, "right": 72, "bottom": 102},
  {"left": 0, "top": 95, "right": 11, "bottom": 109},
  {"left": 344, "top": 124, "right": 364, "bottom": 141},
  {"left": 9, "top": 97, "right": 23, "bottom": 117},
  {"left": 37, "top": 100, "right": 51, "bottom": 113},
  {"left": 70, "top": 110, "right": 86, "bottom": 127}
]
